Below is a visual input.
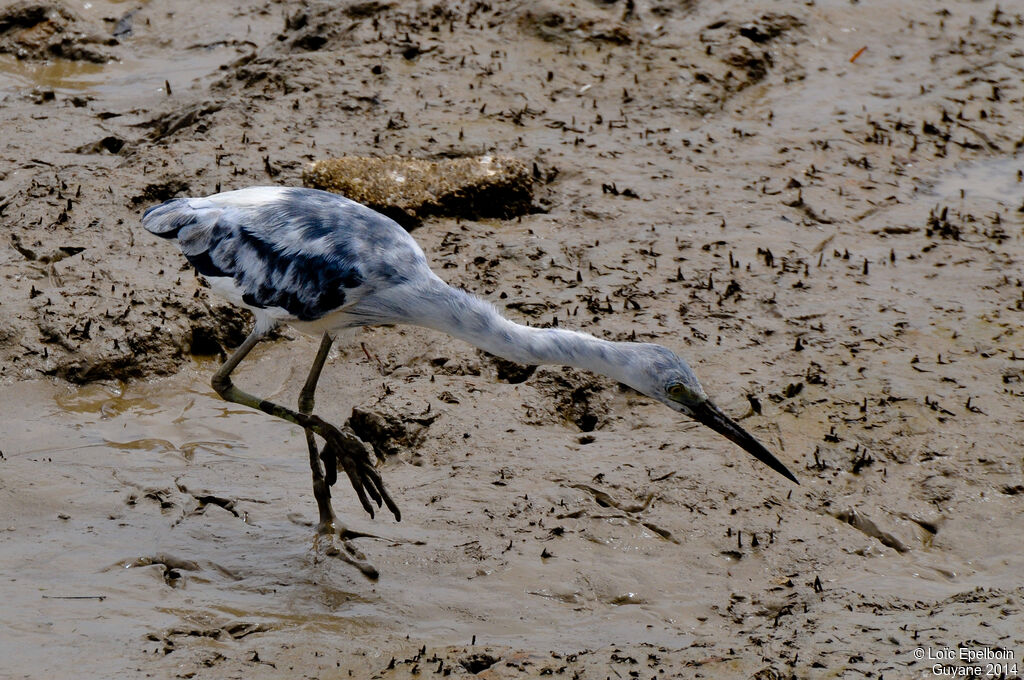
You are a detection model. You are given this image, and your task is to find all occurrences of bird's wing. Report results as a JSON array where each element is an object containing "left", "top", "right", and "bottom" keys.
[{"left": 143, "top": 187, "right": 429, "bottom": 323}]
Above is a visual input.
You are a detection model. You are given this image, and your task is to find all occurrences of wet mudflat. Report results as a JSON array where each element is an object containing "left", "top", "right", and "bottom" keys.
[{"left": 1, "top": 0, "right": 1022, "bottom": 678}]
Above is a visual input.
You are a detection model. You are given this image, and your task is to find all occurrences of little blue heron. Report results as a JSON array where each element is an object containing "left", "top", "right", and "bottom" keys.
[{"left": 144, "top": 186, "right": 797, "bottom": 540}]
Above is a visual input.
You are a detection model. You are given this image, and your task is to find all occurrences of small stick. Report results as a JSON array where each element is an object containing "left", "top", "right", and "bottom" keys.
[
  {"left": 361, "top": 342, "right": 385, "bottom": 373},
  {"left": 850, "top": 46, "right": 867, "bottom": 63},
  {"left": 42, "top": 595, "right": 106, "bottom": 601}
]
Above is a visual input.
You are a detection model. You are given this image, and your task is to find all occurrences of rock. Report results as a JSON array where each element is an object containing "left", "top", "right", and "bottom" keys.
[{"left": 302, "top": 155, "right": 534, "bottom": 229}]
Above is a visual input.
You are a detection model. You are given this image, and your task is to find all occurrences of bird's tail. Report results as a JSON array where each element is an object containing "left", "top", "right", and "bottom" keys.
[{"left": 141, "top": 198, "right": 194, "bottom": 240}]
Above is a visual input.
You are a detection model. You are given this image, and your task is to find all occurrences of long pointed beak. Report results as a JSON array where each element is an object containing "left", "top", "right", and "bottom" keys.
[{"left": 690, "top": 400, "right": 799, "bottom": 484}]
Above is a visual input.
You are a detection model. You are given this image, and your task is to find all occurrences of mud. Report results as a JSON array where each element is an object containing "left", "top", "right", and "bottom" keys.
[{"left": 1, "top": 0, "right": 1023, "bottom": 678}]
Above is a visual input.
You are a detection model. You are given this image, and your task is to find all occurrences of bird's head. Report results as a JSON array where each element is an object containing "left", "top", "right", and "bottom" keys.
[{"left": 625, "top": 344, "right": 799, "bottom": 484}]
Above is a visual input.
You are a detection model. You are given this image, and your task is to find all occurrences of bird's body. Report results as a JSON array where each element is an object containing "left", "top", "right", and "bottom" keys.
[
  {"left": 143, "top": 185, "right": 797, "bottom": 558},
  {"left": 144, "top": 187, "right": 704, "bottom": 399}
]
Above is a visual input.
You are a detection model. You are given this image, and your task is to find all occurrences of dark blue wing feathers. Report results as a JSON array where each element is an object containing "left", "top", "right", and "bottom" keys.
[{"left": 142, "top": 187, "right": 422, "bottom": 322}]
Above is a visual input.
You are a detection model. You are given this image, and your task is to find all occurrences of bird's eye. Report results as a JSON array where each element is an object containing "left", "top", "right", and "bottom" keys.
[{"left": 667, "top": 383, "right": 690, "bottom": 400}]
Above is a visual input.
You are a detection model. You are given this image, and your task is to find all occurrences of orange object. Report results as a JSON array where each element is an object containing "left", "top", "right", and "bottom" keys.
[{"left": 850, "top": 46, "right": 867, "bottom": 63}]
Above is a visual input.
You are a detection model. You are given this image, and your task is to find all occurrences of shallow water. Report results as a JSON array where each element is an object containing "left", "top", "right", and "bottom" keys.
[
  {"left": 927, "top": 156, "right": 1024, "bottom": 205},
  {"left": 0, "top": 358, "right": 707, "bottom": 677},
  {"left": 2, "top": 332, "right": 1022, "bottom": 677}
]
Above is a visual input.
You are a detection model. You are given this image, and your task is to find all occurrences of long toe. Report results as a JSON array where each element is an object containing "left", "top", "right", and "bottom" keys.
[{"left": 313, "top": 530, "right": 380, "bottom": 580}]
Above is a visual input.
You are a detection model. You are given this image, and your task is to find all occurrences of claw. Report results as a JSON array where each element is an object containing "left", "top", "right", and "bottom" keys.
[
  {"left": 320, "top": 445, "right": 338, "bottom": 487},
  {"left": 382, "top": 488, "right": 402, "bottom": 522},
  {"left": 362, "top": 468, "right": 384, "bottom": 507},
  {"left": 314, "top": 420, "right": 402, "bottom": 522},
  {"left": 346, "top": 465, "right": 375, "bottom": 518}
]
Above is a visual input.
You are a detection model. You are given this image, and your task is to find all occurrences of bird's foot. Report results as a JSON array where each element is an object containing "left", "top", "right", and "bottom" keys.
[
  {"left": 311, "top": 524, "right": 380, "bottom": 580},
  {"left": 318, "top": 424, "right": 401, "bottom": 522},
  {"left": 316, "top": 515, "right": 384, "bottom": 542}
]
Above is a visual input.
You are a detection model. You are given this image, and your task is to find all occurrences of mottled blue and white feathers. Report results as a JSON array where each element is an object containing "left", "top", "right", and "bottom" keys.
[{"left": 143, "top": 186, "right": 431, "bottom": 333}]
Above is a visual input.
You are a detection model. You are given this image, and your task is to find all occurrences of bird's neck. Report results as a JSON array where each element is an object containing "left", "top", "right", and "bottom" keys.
[{"left": 411, "top": 279, "right": 637, "bottom": 387}]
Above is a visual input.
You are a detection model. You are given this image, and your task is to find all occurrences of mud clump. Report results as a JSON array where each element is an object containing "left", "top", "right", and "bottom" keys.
[
  {"left": 302, "top": 155, "right": 534, "bottom": 229},
  {"left": 0, "top": 1, "right": 115, "bottom": 63},
  {"left": 480, "top": 352, "right": 537, "bottom": 384},
  {"left": 517, "top": 0, "right": 634, "bottom": 45},
  {"left": 282, "top": 1, "right": 394, "bottom": 52},
  {"left": 526, "top": 367, "right": 613, "bottom": 432},
  {"left": 29, "top": 292, "right": 246, "bottom": 384},
  {"left": 346, "top": 401, "right": 440, "bottom": 460},
  {"left": 702, "top": 13, "right": 804, "bottom": 92}
]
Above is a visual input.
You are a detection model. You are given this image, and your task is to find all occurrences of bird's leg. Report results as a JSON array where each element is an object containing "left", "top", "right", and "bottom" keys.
[
  {"left": 298, "top": 332, "right": 382, "bottom": 579},
  {"left": 211, "top": 328, "right": 401, "bottom": 522},
  {"left": 298, "top": 332, "right": 337, "bottom": 533}
]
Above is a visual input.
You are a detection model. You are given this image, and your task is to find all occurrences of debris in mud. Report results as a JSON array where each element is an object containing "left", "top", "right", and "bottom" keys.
[
  {"left": 135, "top": 101, "right": 224, "bottom": 142},
  {"left": 279, "top": 1, "right": 394, "bottom": 53},
  {"left": 926, "top": 205, "right": 962, "bottom": 240},
  {"left": 459, "top": 651, "right": 499, "bottom": 674},
  {"left": 130, "top": 179, "right": 191, "bottom": 206},
  {"left": 0, "top": 1, "right": 116, "bottom": 63},
  {"left": 72, "top": 135, "right": 126, "bottom": 155},
  {"left": 735, "top": 12, "right": 803, "bottom": 44},
  {"left": 303, "top": 155, "right": 535, "bottom": 229}
]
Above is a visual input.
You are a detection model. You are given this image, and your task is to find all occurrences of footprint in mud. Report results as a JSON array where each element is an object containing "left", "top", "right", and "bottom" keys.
[
  {"left": 833, "top": 508, "right": 908, "bottom": 553},
  {"left": 561, "top": 483, "right": 678, "bottom": 543},
  {"left": 112, "top": 553, "right": 199, "bottom": 588},
  {"left": 113, "top": 551, "right": 248, "bottom": 590},
  {"left": 144, "top": 618, "right": 270, "bottom": 657}
]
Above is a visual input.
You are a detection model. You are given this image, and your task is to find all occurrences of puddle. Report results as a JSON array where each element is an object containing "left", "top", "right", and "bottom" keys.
[
  {"left": 0, "top": 0, "right": 263, "bottom": 100},
  {"left": 0, "top": 53, "right": 107, "bottom": 91},
  {"left": 0, "top": 47, "right": 247, "bottom": 99}
]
